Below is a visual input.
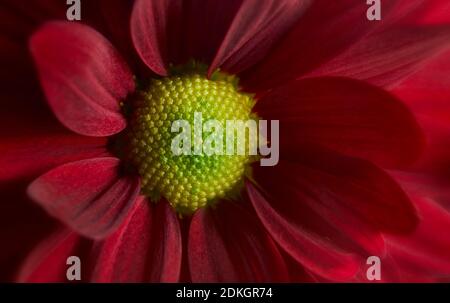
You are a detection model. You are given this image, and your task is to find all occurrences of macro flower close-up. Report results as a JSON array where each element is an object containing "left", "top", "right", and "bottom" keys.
[{"left": 1, "top": 0, "right": 450, "bottom": 283}]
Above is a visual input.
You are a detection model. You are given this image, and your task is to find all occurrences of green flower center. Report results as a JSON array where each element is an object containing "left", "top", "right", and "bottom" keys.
[{"left": 126, "top": 65, "right": 257, "bottom": 215}]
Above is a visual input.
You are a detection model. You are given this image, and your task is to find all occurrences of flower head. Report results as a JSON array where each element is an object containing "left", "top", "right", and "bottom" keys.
[{"left": 1, "top": 0, "right": 450, "bottom": 282}]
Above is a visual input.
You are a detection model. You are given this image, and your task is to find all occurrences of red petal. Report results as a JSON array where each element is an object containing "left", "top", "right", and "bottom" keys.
[
  {"left": 17, "top": 228, "right": 90, "bottom": 282},
  {"left": 246, "top": 182, "right": 360, "bottom": 281},
  {"left": 91, "top": 198, "right": 182, "bottom": 282},
  {"left": 130, "top": 0, "right": 178, "bottom": 75},
  {"left": 413, "top": 117, "right": 450, "bottom": 176},
  {"left": 254, "top": 160, "right": 386, "bottom": 255},
  {"left": 307, "top": 26, "right": 450, "bottom": 88},
  {"left": 384, "top": 196, "right": 450, "bottom": 282},
  {"left": 208, "top": 0, "right": 309, "bottom": 76},
  {"left": 29, "top": 21, "right": 134, "bottom": 137},
  {"left": 275, "top": 146, "right": 418, "bottom": 233},
  {"left": 189, "top": 201, "right": 289, "bottom": 282},
  {"left": 241, "top": 0, "right": 393, "bottom": 92},
  {"left": 393, "top": 50, "right": 450, "bottom": 125},
  {"left": 255, "top": 77, "right": 425, "bottom": 168},
  {"left": 131, "top": 0, "right": 257, "bottom": 70},
  {"left": 391, "top": 50, "right": 450, "bottom": 175},
  {"left": 417, "top": 0, "right": 450, "bottom": 25},
  {"left": 248, "top": 143, "right": 420, "bottom": 280},
  {"left": 0, "top": 132, "right": 107, "bottom": 182},
  {"left": 389, "top": 171, "right": 450, "bottom": 214},
  {"left": 27, "top": 158, "right": 140, "bottom": 239}
]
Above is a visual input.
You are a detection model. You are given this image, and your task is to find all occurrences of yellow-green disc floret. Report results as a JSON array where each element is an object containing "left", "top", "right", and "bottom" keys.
[{"left": 127, "top": 68, "right": 257, "bottom": 215}]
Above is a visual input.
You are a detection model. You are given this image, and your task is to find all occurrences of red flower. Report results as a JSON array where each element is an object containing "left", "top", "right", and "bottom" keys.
[{"left": 1, "top": 0, "right": 450, "bottom": 282}]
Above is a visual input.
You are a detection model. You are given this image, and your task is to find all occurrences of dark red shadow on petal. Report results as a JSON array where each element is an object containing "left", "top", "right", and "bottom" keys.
[
  {"left": 281, "top": 251, "right": 320, "bottom": 282},
  {"left": 383, "top": 195, "right": 450, "bottom": 282},
  {"left": 246, "top": 182, "right": 361, "bottom": 281},
  {"left": 189, "top": 201, "right": 289, "bottom": 282},
  {"left": 307, "top": 26, "right": 450, "bottom": 88},
  {"left": 265, "top": 146, "right": 419, "bottom": 234},
  {"left": 393, "top": 50, "right": 450, "bottom": 126},
  {"left": 130, "top": 0, "right": 261, "bottom": 71},
  {"left": 208, "top": 0, "right": 310, "bottom": 76},
  {"left": 240, "top": 0, "right": 398, "bottom": 92},
  {"left": 247, "top": 147, "right": 419, "bottom": 281},
  {"left": 0, "top": 179, "right": 57, "bottom": 281},
  {"left": 94, "top": 0, "right": 142, "bottom": 72},
  {"left": 392, "top": 50, "right": 450, "bottom": 177},
  {"left": 253, "top": 161, "right": 386, "bottom": 258},
  {"left": 0, "top": 131, "right": 108, "bottom": 183},
  {"left": 91, "top": 198, "right": 182, "bottom": 282},
  {"left": 255, "top": 77, "right": 425, "bottom": 169}
]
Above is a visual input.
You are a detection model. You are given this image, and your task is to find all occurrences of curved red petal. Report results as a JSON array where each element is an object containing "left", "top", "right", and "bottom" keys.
[
  {"left": 208, "top": 0, "right": 310, "bottom": 76},
  {"left": 29, "top": 21, "right": 134, "bottom": 137},
  {"left": 253, "top": 161, "right": 386, "bottom": 257},
  {"left": 189, "top": 201, "right": 290, "bottom": 282},
  {"left": 307, "top": 26, "right": 450, "bottom": 88},
  {"left": 17, "top": 228, "right": 90, "bottom": 282},
  {"left": 416, "top": 118, "right": 450, "bottom": 177},
  {"left": 129, "top": 0, "right": 247, "bottom": 69},
  {"left": 91, "top": 198, "right": 182, "bottom": 282},
  {"left": 384, "top": 196, "right": 450, "bottom": 282},
  {"left": 130, "top": 0, "right": 176, "bottom": 75},
  {"left": 259, "top": 146, "right": 419, "bottom": 233},
  {"left": 416, "top": 0, "right": 450, "bottom": 25},
  {"left": 241, "top": 0, "right": 394, "bottom": 92},
  {"left": 246, "top": 182, "right": 360, "bottom": 281},
  {"left": 27, "top": 157, "right": 140, "bottom": 240},
  {"left": 393, "top": 50, "right": 450, "bottom": 125},
  {"left": 389, "top": 171, "right": 450, "bottom": 207},
  {"left": 0, "top": 132, "right": 107, "bottom": 182},
  {"left": 255, "top": 77, "right": 425, "bottom": 168}
]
